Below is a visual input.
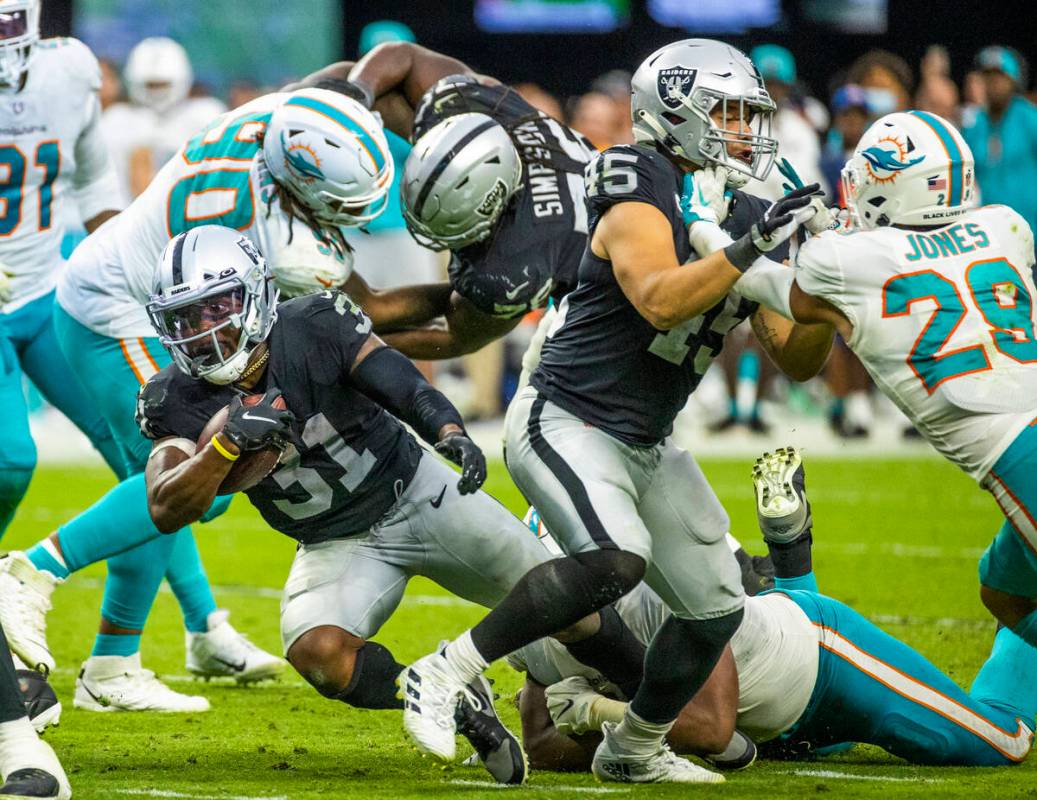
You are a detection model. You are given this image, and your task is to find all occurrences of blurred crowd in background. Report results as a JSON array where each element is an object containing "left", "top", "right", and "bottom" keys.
[{"left": 76, "top": 20, "right": 1037, "bottom": 444}]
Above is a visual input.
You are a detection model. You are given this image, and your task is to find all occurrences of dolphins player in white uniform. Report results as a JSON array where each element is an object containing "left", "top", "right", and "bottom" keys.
[
  {"left": 687, "top": 110, "right": 1037, "bottom": 683},
  {"left": 0, "top": 2, "right": 125, "bottom": 538},
  {"left": 0, "top": 77, "right": 451, "bottom": 711},
  {"left": 513, "top": 449, "right": 1037, "bottom": 770}
]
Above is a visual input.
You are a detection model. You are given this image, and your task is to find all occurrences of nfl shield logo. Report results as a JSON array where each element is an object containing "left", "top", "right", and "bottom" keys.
[{"left": 657, "top": 66, "right": 698, "bottom": 110}]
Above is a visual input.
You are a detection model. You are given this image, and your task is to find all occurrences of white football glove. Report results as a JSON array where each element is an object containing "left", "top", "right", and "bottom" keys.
[
  {"left": 545, "top": 675, "right": 605, "bottom": 736},
  {"left": 680, "top": 167, "right": 731, "bottom": 228},
  {"left": 775, "top": 157, "right": 841, "bottom": 235},
  {"left": 0, "top": 264, "right": 12, "bottom": 305}
]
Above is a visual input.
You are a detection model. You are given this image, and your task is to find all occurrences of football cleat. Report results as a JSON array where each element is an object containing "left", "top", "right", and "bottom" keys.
[
  {"left": 752, "top": 447, "right": 812, "bottom": 545},
  {"left": 705, "top": 730, "right": 758, "bottom": 771},
  {"left": 591, "top": 722, "right": 724, "bottom": 784},
  {"left": 0, "top": 724, "right": 71, "bottom": 799},
  {"left": 455, "top": 675, "right": 527, "bottom": 784},
  {"left": 0, "top": 552, "right": 59, "bottom": 675},
  {"left": 185, "top": 610, "right": 285, "bottom": 683},
  {"left": 74, "top": 654, "right": 210, "bottom": 713},
  {"left": 398, "top": 649, "right": 468, "bottom": 761},
  {"left": 17, "top": 670, "right": 62, "bottom": 733},
  {"left": 0, "top": 767, "right": 68, "bottom": 799}
]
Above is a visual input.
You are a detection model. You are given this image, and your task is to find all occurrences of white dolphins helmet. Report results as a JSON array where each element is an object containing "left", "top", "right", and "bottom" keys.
[
  {"left": 263, "top": 88, "right": 394, "bottom": 228},
  {"left": 124, "top": 37, "right": 193, "bottom": 113},
  {"left": 631, "top": 38, "right": 778, "bottom": 188},
  {"left": 841, "top": 110, "right": 976, "bottom": 229},
  {"left": 0, "top": 0, "right": 39, "bottom": 88}
]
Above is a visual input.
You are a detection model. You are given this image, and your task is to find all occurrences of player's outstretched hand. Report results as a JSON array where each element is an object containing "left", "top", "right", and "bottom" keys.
[
  {"left": 223, "top": 389, "right": 295, "bottom": 452},
  {"left": 680, "top": 167, "right": 731, "bottom": 228},
  {"left": 435, "top": 433, "right": 487, "bottom": 495},
  {"left": 776, "top": 158, "right": 840, "bottom": 235},
  {"left": 751, "top": 183, "right": 823, "bottom": 253},
  {"left": 545, "top": 676, "right": 604, "bottom": 736}
]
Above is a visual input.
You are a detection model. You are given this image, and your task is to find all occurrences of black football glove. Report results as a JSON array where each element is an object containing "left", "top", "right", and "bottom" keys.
[
  {"left": 222, "top": 389, "right": 295, "bottom": 452},
  {"left": 435, "top": 433, "right": 487, "bottom": 495},
  {"left": 750, "top": 182, "right": 823, "bottom": 253}
]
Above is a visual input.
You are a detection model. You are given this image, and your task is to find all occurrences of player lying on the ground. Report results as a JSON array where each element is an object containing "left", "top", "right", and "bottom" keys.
[
  {"left": 688, "top": 110, "right": 1037, "bottom": 655},
  {"left": 134, "top": 224, "right": 681, "bottom": 785},
  {"left": 0, "top": 618, "right": 70, "bottom": 800},
  {"left": 511, "top": 448, "right": 1037, "bottom": 770}
]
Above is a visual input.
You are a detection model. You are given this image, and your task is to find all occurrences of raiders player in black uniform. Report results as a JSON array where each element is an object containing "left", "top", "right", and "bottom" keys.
[
  {"left": 340, "top": 41, "right": 595, "bottom": 357},
  {"left": 137, "top": 225, "right": 620, "bottom": 785},
  {"left": 399, "top": 40, "right": 836, "bottom": 785}
]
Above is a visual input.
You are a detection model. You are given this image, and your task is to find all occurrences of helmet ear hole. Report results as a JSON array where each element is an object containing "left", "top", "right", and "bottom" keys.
[{"left": 662, "top": 112, "right": 685, "bottom": 125}]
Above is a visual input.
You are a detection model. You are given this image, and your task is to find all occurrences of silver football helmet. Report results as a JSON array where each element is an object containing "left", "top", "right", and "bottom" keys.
[
  {"left": 401, "top": 112, "right": 523, "bottom": 251},
  {"left": 631, "top": 38, "right": 778, "bottom": 186},
  {"left": 147, "top": 226, "right": 279, "bottom": 385}
]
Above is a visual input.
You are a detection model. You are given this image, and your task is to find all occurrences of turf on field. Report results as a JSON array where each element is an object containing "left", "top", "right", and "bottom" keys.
[{"left": 3, "top": 456, "right": 1032, "bottom": 800}]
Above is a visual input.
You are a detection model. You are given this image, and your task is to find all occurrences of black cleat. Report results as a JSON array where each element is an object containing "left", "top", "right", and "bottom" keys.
[
  {"left": 455, "top": 675, "right": 528, "bottom": 785},
  {"left": 0, "top": 768, "right": 61, "bottom": 798},
  {"left": 706, "top": 730, "right": 758, "bottom": 771},
  {"left": 17, "top": 670, "right": 61, "bottom": 733}
]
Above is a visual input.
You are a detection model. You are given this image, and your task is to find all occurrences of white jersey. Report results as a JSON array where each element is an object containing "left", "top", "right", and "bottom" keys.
[
  {"left": 797, "top": 205, "right": 1037, "bottom": 479},
  {"left": 507, "top": 585, "right": 819, "bottom": 742},
  {"left": 0, "top": 38, "right": 120, "bottom": 312},
  {"left": 100, "top": 101, "right": 158, "bottom": 206},
  {"left": 57, "top": 91, "right": 352, "bottom": 339}
]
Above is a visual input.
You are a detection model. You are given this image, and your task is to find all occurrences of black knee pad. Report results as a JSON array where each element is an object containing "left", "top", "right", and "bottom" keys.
[{"left": 571, "top": 549, "right": 646, "bottom": 602}]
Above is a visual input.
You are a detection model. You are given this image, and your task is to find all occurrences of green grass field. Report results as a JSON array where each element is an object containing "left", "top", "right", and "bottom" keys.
[{"left": 3, "top": 456, "right": 1034, "bottom": 800}]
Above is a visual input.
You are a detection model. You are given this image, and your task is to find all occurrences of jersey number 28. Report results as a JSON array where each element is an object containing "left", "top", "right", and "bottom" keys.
[{"left": 882, "top": 258, "right": 1037, "bottom": 393}]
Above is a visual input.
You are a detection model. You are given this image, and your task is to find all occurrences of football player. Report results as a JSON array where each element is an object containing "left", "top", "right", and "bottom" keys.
[
  {"left": 138, "top": 225, "right": 637, "bottom": 785},
  {"left": 0, "top": 619, "right": 69, "bottom": 799},
  {"left": 694, "top": 110, "right": 1037, "bottom": 667},
  {"left": 511, "top": 449, "right": 1037, "bottom": 770},
  {"left": 0, "top": 80, "right": 448, "bottom": 710},
  {"left": 397, "top": 39, "right": 835, "bottom": 785},
  {"left": 0, "top": 2, "right": 123, "bottom": 537}
]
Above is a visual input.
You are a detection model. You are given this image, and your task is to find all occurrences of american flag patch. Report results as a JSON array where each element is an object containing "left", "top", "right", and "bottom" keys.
[{"left": 927, "top": 175, "right": 947, "bottom": 191}]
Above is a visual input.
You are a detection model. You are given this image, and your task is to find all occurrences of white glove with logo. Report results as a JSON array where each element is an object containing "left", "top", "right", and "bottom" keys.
[
  {"left": 545, "top": 676, "right": 606, "bottom": 736},
  {"left": 776, "top": 158, "right": 840, "bottom": 235}
]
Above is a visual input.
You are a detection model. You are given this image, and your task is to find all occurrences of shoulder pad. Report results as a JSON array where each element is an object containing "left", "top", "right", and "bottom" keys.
[{"left": 37, "top": 37, "right": 102, "bottom": 93}]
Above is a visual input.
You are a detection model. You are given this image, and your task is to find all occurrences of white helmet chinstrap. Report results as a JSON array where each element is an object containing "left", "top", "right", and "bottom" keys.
[
  {"left": 631, "top": 38, "right": 778, "bottom": 187},
  {"left": 0, "top": 0, "right": 39, "bottom": 88},
  {"left": 148, "top": 226, "right": 279, "bottom": 385},
  {"left": 842, "top": 111, "right": 976, "bottom": 230},
  {"left": 124, "top": 36, "right": 193, "bottom": 113},
  {"left": 263, "top": 88, "right": 394, "bottom": 228}
]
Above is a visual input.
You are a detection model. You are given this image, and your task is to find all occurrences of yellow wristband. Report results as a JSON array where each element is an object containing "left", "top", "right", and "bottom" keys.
[{"left": 210, "top": 434, "right": 240, "bottom": 462}]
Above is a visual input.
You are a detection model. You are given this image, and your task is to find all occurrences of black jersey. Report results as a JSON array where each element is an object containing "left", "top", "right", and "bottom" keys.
[
  {"left": 413, "top": 74, "right": 594, "bottom": 318},
  {"left": 531, "top": 144, "right": 788, "bottom": 447},
  {"left": 137, "top": 291, "right": 422, "bottom": 545}
]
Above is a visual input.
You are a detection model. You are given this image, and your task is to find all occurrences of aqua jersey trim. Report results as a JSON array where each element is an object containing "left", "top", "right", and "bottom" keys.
[
  {"left": 284, "top": 96, "right": 386, "bottom": 172},
  {"left": 910, "top": 110, "right": 963, "bottom": 207}
]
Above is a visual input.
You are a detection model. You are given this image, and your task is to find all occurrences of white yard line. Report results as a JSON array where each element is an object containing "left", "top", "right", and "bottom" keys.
[
  {"left": 450, "top": 780, "right": 627, "bottom": 793},
  {"left": 789, "top": 769, "right": 942, "bottom": 783},
  {"left": 116, "top": 789, "right": 287, "bottom": 800}
]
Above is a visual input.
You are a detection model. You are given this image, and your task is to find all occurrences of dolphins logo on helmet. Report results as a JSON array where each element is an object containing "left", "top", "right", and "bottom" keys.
[
  {"left": 281, "top": 134, "right": 325, "bottom": 183},
  {"left": 860, "top": 136, "right": 926, "bottom": 184}
]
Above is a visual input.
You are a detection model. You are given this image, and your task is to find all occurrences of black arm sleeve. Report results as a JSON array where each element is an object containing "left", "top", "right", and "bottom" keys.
[{"left": 350, "top": 346, "right": 464, "bottom": 445}]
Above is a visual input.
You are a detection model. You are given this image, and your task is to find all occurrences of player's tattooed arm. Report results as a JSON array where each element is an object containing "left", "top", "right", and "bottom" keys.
[
  {"left": 518, "top": 678, "right": 600, "bottom": 772},
  {"left": 750, "top": 305, "right": 834, "bottom": 382},
  {"left": 341, "top": 272, "right": 454, "bottom": 334},
  {"left": 145, "top": 437, "right": 236, "bottom": 534},
  {"left": 381, "top": 293, "right": 522, "bottom": 359}
]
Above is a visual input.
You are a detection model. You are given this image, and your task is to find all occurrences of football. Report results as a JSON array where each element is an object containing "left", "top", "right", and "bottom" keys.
[{"left": 197, "top": 394, "right": 287, "bottom": 494}]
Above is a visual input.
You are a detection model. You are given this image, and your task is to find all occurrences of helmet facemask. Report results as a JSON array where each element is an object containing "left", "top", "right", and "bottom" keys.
[{"left": 0, "top": 0, "right": 39, "bottom": 89}]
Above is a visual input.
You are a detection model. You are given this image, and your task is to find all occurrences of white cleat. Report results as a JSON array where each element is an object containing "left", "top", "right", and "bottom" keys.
[
  {"left": 592, "top": 721, "right": 725, "bottom": 784},
  {"left": 0, "top": 552, "right": 59, "bottom": 675},
  {"left": 74, "top": 653, "right": 210, "bottom": 713},
  {"left": 185, "top": 610, "right": 285, "bottom": 683},
  {"left": 752, "top": 447, "right": 812, "bottom": 544},
  {"left": 398, "top": 650, "right": 468, "bottom": 761},
  {"left": 0, "top": 721, "right": 71, "bottom": 799}
]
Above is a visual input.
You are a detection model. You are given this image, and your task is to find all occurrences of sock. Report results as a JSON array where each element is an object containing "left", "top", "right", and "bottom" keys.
[
  {"left": 611, "top": 707, "right": 675, "bottom": 756},
  {"left": 1010, "top": 609, "right": 1037, "bottom": 650},
  {"left": 0, "top": 716, "right": 37, "bottom": 745},
  {"left": 726, "top": 397, "right": 738, "bottom": 420},
  {"left": 91, "top": 633, "right": 140, "bottom": 658},
  {"left": 971, "top": 627, "right": 1037, "bottom": 724},
  {"left": 735, "top": 351, "right": 760, "bottom": 421},
  {"left": 0, "top": 467, "right": 33, "bottom": 539},
  {"left": 589, "top": 696, "right": 628, "bottom": 730},
  {"left": 25, "top": 539, "right": 70, "bottom": 580},
  {"left": 563, "top": 605, "right": 645, "bottom": 700},
  {"left": 0, "top": 630, "right": 26, "bottom": 723},
  {"left": 845, "top": 390, "right": 873, "bottom": 430},
  {"left": 165, "top": 529, "right": 217, "bottom": 633},
  {"left": 768, "top": 533, "right": 814, "bottom": 582},
  {"left": 443, "top": 631, "right": 489, "bottom": 685},
  {"left": 333, "top": 642, "right": 405, "bottom": 710},
  {"left": 630, "top": 610, "right": 743, "bottom": 724}
]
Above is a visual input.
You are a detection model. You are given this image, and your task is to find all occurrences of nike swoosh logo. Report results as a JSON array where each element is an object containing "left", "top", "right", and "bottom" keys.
[
  {"left": 504, "top": 281, "right": 530, "bottom": 300},
  {"left": 214, "top": 656, "right": 247, "bottom": 672},
  {"left": 430, "top": 485, "right": 447, "bottom": 509},
  {"left": 556, "top": 698, "right": 574, "bottom": 720},
  {"left": 241, "top": 411, "right": 276, "bottom": 424}
]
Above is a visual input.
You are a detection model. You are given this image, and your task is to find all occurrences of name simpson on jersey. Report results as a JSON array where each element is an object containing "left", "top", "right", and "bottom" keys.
[{"left": 512, "top": 120, "right": 565, "bottom": 219}]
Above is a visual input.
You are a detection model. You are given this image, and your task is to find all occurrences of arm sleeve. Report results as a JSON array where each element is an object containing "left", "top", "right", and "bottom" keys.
[
  {"left": 350, "top": 346, "right": 464, "bottom": 445},
  {"left": 734, "top": 257, "right": 796, "bottom": 319}
]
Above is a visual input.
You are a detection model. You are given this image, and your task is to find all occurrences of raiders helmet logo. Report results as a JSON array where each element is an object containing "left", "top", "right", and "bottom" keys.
[
  {"left": 476, "top": 178, "right": 509, "bottom": 218},
  {"left": 657, "top": 66, "right": 698, "bottom": 110}
]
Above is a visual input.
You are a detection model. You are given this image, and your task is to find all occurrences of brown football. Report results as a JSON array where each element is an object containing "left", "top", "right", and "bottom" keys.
[{"left": 197, "top": 394, "right": 287, "bottom": 494}]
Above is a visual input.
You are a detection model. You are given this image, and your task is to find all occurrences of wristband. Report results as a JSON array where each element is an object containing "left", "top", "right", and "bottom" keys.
[
  {"left": 210, "top": 434, "right": 240, "bottom": 462},
  {"left": 723, "top": 232, "right": 761, "bottom": 273}
]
